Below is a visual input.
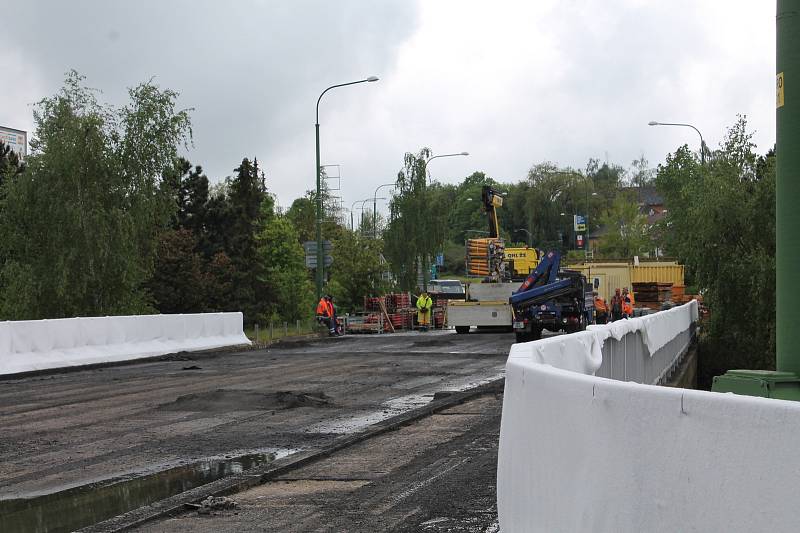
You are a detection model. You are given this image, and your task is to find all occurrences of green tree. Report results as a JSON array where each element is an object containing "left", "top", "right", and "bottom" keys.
[
  {"left": 148, "top": 229, "right": 206, "bottom": 313},
  {"left": 655, "top": 116, "right": 775, "bottom": 384},
  {"left": 0, "top": 140, "right": 25, "bottom": 187},
  {"left": 329, "top": 232, "right": 386, "bottom": 313},
  {"left": 629, "top": 155, "right": 654, "bottom": 188},
  {"left": 596, "top": 192, "right": 650, "bottom": 258},
  {"left": 224, "top": 158, "right": 271, "bottom": 322},
  {"left": 384, "top": 148, "right": 450, "bottom": 291},
  {"left": 286, "top": 195, "right": 316, "bottom": 243},
  {"left": 258, "top": 214, "right": 313, "bottom": 322},
  {"left": 0, "top": 71, "right": 191, "bottom": 319}
]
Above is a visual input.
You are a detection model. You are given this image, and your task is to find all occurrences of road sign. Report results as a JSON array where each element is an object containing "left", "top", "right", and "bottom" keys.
[
  {"left": 304, "top": 240, "right": 333, "bottom": 269},
  {"left": 303, "top": 240, "right": 332, "bottom": 254},
  {"left": 573, "top": 214, "right": 586, "bottom": 232},
  {"left": 305, "top": 255, "right": 333, "bottom": 268}
]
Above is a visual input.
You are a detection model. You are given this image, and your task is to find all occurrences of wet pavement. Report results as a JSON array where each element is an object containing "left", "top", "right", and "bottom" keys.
[
  {"left": 136, "top": 393, "right": 503, "bottom": 533},
  {"left": 0, "top": 330, "right": 513, "bottom": 532}
]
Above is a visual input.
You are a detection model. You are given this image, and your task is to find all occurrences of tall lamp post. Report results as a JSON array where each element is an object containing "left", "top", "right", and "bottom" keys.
[
  {"left": 423, "top": 152, "right": 470, "bottom": 180},
  {"left": 356, "top": 197, "right": 386, "bottom": 232},
  {"left": 373, "top": 183, "right": 395, "bottom": 239},
  {"left": 648, "top": 121, "right": 706, "bottom": 165},
  {"left": 419, "top": 151, "right": 469, "bottom": 290},
  {"left": 350, "top": 199, "right": 364, "bottom": 232},
  {"left": 315, "top": 76, "right": 379, "bottom": 299}
]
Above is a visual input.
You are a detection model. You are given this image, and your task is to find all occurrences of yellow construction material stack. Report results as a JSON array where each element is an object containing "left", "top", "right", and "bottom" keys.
[{"left": 466, "top": 238, "right": 504, "bottom": 277}]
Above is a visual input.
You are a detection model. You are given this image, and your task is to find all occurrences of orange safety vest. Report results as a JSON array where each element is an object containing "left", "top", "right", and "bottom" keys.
[
  {"left": 594, "top": 297, "right": 607, "bottom": 314},
  {"left": 622, "top": 295, "right": 633, "bottom": 315},
  {"left": 316, "top": 299, "right": 331, "bottom": 317}
]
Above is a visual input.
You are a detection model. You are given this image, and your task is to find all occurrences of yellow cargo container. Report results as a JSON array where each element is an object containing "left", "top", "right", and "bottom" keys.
[
  {"left": 566, "top": 261, "right": 685, "bottom": 303},
  {"left": 631, "top": 262, "right": 685, "bottom": 285}
]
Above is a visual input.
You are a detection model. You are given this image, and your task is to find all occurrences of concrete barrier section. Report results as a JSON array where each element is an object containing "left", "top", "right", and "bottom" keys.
[
  {"left": 497, "top": 301, "right": 800, "bottom": 532},
  {"left": 0, "top": 312, "right": 250, "bottom": 376}
]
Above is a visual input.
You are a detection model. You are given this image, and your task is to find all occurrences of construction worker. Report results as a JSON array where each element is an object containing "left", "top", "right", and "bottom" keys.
[
  {"left": 316, "top": 295, "right": 335, "bottom": 336},
  {"left": 593, "top": 291, "right": 608, "bottom": 324},
  {"left": 326, "top": 295, "right": 342, "bottom": 335},
  {"left": 416, "top": 291, "right": 433, "bottom": 332},
  {"left": 622, "top": 287, "right": 634, "bottom": 318},
  {"left": 610, "top": 288, "right": 623, "bottom": 322}
]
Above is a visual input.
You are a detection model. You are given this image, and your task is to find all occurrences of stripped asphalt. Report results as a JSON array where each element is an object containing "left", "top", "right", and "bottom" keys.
[
  {"left": 0, "top": 330, "right": 513, "bottom": 531},
  {"left": 137, "top": 393, "right": 503, "bottom": 532}
]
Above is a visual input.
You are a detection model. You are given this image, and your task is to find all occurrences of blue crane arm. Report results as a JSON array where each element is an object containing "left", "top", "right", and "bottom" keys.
[
  {"left": 509, "top": 278, "right": 576, "bottom": 309},
  {"left": 514, "top": 250, "right": 561, "bottom": 294}
]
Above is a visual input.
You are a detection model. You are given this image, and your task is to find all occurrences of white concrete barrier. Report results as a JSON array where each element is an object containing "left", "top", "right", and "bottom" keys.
[
  {"left": 497, "top": 301, "right": 800, "bottom": 532},
  {"left": 0, "top": 312, "right": 250, "bottom": 376}
]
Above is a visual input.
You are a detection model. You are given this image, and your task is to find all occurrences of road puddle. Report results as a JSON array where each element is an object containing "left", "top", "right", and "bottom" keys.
[{"left": 0, "top": 450, "right": 285, "bottom": 533}]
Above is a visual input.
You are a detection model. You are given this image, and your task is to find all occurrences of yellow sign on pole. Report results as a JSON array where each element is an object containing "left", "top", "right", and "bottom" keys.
[{"left": 777, "top": 72, "right": 785, "bottom": 108}]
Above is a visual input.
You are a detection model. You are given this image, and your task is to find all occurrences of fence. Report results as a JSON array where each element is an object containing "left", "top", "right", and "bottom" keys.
[
  {"left": 250, "top": 318, "right": 321, "bottom": 345},
  {"left": 594, "top": 322, "right": 696, "bottom": 385},
  {"left": 497, "top": 300, "right": 800, "bottom": 532}
]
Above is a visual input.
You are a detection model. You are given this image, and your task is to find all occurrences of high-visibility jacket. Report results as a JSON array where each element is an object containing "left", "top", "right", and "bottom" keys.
[
  {"left": 416, "top": 294, "right": 432, "bottom": 313},
  {"left": 594, "top": 297, "right": 607, "bottom": 314},
  {"left": 316, "top": 298, "right": 332, "bottom": 317},
  {"left": 622, "top": 292, "right": 634, "bottom": 315}
]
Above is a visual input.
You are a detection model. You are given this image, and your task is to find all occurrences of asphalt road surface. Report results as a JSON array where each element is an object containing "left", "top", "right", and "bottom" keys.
[
  {"left": 137, "top": 393, "right": 503, "bottom": 533},
  {"left": 0, "top": 330, "right": 513, "bottom": 531}
]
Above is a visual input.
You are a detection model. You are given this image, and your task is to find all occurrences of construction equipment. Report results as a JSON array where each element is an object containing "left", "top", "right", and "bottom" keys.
[
  {"left": 510, "top": 250, "right": 594, "bottom": 342},
  {"left": 449, "top": 186, "right": 538, "bottom": 333},
  {"left": 465, "top": 186, "right": 540, "bottom": 280}
]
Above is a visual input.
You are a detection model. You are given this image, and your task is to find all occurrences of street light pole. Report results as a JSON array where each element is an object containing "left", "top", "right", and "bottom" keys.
[
  {"left": 648, "top": 121, "right": 706, "bottom": 165},
  {"left": 419, "top": 151, "right": 469, "bottom": 291},
  {"left": 373, "top": 183, "right": 395, "bottom": 239},
  {"left": 422, "top": 152, "right": 470, "bottom": 180},
  {"left": 354, "top": 197, "right": 386, "bottom": 233},
  {"left": 315, "top": 76, "right": 379, "bottom": 300},
  {"left": 350, "top": 199, "right": 362, "bottom": 232}
]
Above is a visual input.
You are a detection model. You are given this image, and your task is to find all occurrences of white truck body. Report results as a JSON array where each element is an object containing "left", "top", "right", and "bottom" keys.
[{"left": 446, "top": 281, "right": 516, "bottom": 332}]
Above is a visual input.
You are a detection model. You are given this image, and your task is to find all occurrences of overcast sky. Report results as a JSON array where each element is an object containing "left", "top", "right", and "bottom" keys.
[{"left": 3, "top": 0, "right": 775, "bottom": 216}]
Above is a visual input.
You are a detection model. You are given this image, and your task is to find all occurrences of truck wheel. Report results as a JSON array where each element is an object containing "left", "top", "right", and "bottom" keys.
[
  {"left": 515, "top": 331, "right": 527, "bottom": 343},
  {"left": 455, "top": 326, "right": 470, "bottom": 334},
  {"left": 530, "top": 327, "right": 543, "bottom": 341}
]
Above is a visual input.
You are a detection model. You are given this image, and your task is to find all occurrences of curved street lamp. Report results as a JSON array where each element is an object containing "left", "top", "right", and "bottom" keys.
[
  {"left": 648, "top": 121, "right": 706, "bottom": 165},
  {"left": 423, "top": 152, "right": 470, "bottom": 181},
  {"left": 418, "top": 151, "right": 469, "bottom": 291},
  {"left": 356, "top": 197, "right": 386, "bottom": 233},
  {"left": 373, "top": 183, "right": 395, "bottom": 239},
  {"left": 315, "top": 75, "right": 379, "bottom": 299}
]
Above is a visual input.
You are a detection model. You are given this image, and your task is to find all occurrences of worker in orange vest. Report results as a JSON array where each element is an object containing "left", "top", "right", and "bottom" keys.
[
  {"left": 316, "top": 295, "right": 336, "bottom": 335},
  {"left": 622, "top": 287, "right": 634, "bottom": 318},
  {"left": 326, "top": 295, "right": 341, "bottom": 335},
  {"left": 610, "top": 288, "right": 623, "bottom": 322},
  {"left": 593, "top": 291, "right": 608, "bottom": 324}
]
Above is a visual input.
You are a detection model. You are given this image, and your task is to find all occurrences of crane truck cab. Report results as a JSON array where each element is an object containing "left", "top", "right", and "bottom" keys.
[{"left": 510, "top": 250, "right": 594, "bottom": 342}]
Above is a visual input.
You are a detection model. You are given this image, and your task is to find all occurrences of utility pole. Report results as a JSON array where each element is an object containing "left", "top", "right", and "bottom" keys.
[
  {"left": 777, "top": 0, "right": 799, "bottom": 374},
  {"left": 712, "top": 0, "right": 800, "bottom": 398}
]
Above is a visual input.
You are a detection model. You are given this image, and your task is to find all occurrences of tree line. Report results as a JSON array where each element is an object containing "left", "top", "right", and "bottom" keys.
[
  {"left": 0, "top": 74, "right": 776, "bottom": 382},
  {"left": 0, "top": 72, "right": 310, "bottom": 325}
]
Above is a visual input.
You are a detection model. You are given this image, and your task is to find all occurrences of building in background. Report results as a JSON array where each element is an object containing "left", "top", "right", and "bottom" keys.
[{"left": 0, "top": 126, "right": 27, "bottom": 161}]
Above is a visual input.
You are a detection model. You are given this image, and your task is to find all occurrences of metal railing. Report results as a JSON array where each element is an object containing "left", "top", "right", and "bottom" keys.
[{"left": 594, "top": 322, "right": 696, "bottom": 385}]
